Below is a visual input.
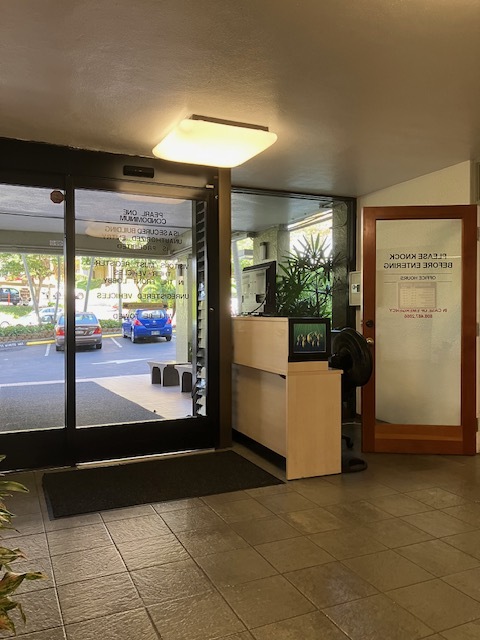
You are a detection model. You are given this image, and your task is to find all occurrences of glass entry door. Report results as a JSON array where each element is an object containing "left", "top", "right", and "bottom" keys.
[
  {"left": 362, "top": 205, "right": 477, "bottom": 454},
  {"left": 0, "top": 178, "right": 216, "bottom": 470},
  {"left": 71, "top": 185, "right": 213, "bottom": 463}
]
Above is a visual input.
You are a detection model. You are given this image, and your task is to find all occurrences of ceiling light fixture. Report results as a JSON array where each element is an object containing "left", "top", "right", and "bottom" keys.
[{"left": 152, "top": 115, "right": 278, "bottom": 168}]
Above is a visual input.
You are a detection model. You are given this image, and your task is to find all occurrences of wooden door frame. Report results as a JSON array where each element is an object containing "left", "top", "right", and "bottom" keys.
[{"left": 362, "top": 205, "right": 477, "bottom": 455}]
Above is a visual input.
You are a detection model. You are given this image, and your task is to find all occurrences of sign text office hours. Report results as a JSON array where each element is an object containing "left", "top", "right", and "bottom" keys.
[{"left": 383, "top": 251, "right": 453, "bottom": 320}]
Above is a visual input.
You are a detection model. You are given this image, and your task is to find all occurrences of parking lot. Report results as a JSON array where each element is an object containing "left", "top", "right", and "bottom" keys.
[{"left": 0, "top": 335, "right": 193, "bottom": 430}]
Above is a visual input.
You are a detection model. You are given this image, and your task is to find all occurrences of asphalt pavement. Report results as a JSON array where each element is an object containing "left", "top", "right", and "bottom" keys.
[{"left": 0, "top": 334, "right": 177, "bottom": 385}]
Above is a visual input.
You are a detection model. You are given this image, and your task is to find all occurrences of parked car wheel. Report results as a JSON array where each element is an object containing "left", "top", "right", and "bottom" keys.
[
  {"left": 131, "top": 328, "right": 138, "bottom": 343},
  {"left": 165, "top": 335, "right": 172, "bottom": 342},
  {"left": 55, "top": 345, "right": 63, "bottom": 352},
  {"left": 95, "top": 343, "right": 102, "bottom": 349}
]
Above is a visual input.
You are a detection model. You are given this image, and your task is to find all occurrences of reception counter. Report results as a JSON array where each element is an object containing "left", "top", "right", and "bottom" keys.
[{"left": 232, "top": 316, "right": 342, "bottom": 480}]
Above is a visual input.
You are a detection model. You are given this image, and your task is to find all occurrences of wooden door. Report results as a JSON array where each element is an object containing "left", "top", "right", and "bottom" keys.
[{"left": 362, "top": 205, "right": 477, "bottom": 454}]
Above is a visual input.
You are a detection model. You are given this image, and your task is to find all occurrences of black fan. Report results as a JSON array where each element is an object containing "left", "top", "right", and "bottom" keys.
[{"left": 329, "top": 328, "right": 373, "bottom": 471}]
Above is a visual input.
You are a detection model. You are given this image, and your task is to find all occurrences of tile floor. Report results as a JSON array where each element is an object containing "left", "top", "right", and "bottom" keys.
[{"left": 4, "top": 444, "right": 480, "bottom": 639}]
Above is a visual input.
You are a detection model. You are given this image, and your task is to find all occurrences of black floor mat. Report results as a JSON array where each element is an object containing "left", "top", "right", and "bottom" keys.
[
  {"left": 42, "top": 450, "right": 284, "bottom": 518},
  {"left": 0, "top": 381, "right": 160, "bottom": 431}
]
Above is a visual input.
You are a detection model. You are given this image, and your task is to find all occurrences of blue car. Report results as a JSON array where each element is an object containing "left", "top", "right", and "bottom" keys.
[{"left": 122, "top": 308, "right": 172, "bottom": 343}]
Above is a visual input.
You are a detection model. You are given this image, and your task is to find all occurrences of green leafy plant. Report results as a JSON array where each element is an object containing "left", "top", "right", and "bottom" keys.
[
  {"left": 275, "top": 234, "right": 342, "bottom": 317},
  {"left": 0, "top": 456, "right": 46, "bottom": 634}
]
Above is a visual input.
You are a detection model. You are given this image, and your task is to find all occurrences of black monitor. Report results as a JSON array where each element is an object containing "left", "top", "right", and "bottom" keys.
[
  {"left": 288, "top": 317, "right": 331, "bottom": 362},
  {"left": 241, "top": 261, "right": 276, "bottom": 315}
]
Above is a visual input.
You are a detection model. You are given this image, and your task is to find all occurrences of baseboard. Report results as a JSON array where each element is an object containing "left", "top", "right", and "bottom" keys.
[{"left": 232, "top": 430, "right": 286, "bottom": 471}]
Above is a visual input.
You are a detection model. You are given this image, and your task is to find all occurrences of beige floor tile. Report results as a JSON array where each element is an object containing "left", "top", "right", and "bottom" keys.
[
  {"left": 442, "top": 505, "right": 480, "bottom": 528},
  {"left": 117, "top": 533, "right": 190, "bottom": 570},
  {"left": 251, "top": 610, "right": 349, "bottom": 639},
  {"left": 387, "top": 579, "right": 480, "bottom": 632},
  {"left": 396, "top": 539, "right": 480, "bottom": 577},
  {"left": 201, "top": 491, "right": 251, "bottom": 506},
  {"left": 444, "top": 567, "right": 480, "bottom": 602},
  {"left": 441, "top": 530, "right": 480, "bottom": 559},
  {"left": 14, "top": 629, "right": 66, "bottom": 640},
  {"left": 105, "top": 513, "right": 170, "bottom": 543},
  {"left": 279, "top": 506, "right": 346, "bottom": 534},
  {"left": 176, "top": 525, "right": 250, "bottom": 557},
  {"left": 323, "top": 593, "right": 433, "bottom": 640},
  {"left": 440, "top": 619, "right": 480, "bottom": 639},
  {"left": 323, "top": 501, "right": 393, "bottom": 526},
  {"left": 9, "top": 533, "right": 49, "bottom": 560},
  {"left": 47, "top": 523, "right": 112, "bottom": 556},
  {"left": 344, "top": 549, "right": 434, "bottom": 591},
  {"left": 210, "top": 498, "right": 274, "bottom": 523},
  {"left": 255, "top": 491, "right": 318, "bottom": 514},
  {"left": 220, "top": 575, "right": 315, "bottom": 629},
  {"left": 402, "top": 512, "right": 476, "bottom": 537},
  {"left": 131, "top": 559, "right": 213, "bottom": 606},
  {"left": 231, "top": 516, "right": 300, "bottom": 545},
  {"left": 13, "top": 556, "right": 52, "bottom": 595},
  {"left": 148, "top": 590, "right": 245, "bottom": 640},
  {"left": 160, "top": 505, "right": 225, "bottom": 532},
  {"left": 52, "top": 545, "right": 126, "bottom": 586},
  {"left": 285, "top": 561, "right": 378, "bottom": 608},
  {"left": 196, "top": 547, "right": 277, "bottom": 587},
  {"left": 153, "top": 497, "right": 204, "bottom": 513},
  {"left": 362, "top": 518, "right": 434, "bottom": 548},
  {"left": 406, "top": 488, "right": 468, "bottom": 509},
  {"left": 65, "top": 608, "right": 157, "bottom": 640},
  {"left": 245, "top": 483, "right": 296, "bottom": 498},
  {"left": 291, "top": 480, "right": 357, "bottom": 506},
  {"left": 13, "top": 588, "right": 63, "bottom": 635},
  {"left": 309, "top": 527, "right": 388, "bottom": 559},
  {"left": 44, "top": 512, "right": 103, "bottom": 533},
  {"left": 58, "top": 573, "right": 142, "bottom": 625},
  {"left": 100, "top": 504, "right": 156, "bottom": 521},
  {"left": 254, "top": 536, "right": 334, "bottom": 572},
  {"left": 368, "top": 493, "right": 433, "bottom": 517},
  {"left": 1, "top": 513, "right": 45, "bottom": 539}
]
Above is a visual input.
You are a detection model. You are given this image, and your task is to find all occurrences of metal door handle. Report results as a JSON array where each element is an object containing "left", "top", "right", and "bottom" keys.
[{"left": 366, "top": 337, "right": 374, "bottom": 346}]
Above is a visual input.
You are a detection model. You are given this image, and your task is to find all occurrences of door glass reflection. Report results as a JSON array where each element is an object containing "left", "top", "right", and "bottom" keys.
[
  {"left": 0, "top": 184, "right": 65, "bottom": 432},
  {"left": 73, "top": 189, "right": 197, "bottom": 427}
]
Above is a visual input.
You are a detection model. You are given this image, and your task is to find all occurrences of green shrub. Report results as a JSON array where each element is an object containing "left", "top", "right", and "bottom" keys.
[
  {"left": 0, "top": 307, "right": 32, "bottom": 319},
  {"left": 99, "top": 320, "right": 122, "bottom": 329},
  {"left": 0, "top": 456, "right": 46, "bottom": 634},
  {"left": 0, "top": 325, "right": 54, "bottom": 340}
]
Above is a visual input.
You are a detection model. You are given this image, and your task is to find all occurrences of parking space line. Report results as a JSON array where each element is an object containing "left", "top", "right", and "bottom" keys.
[
  {"left": 110, "top": 337, "right": 123, "bottom": 348},
  {"left": 45, "top": 343, "right": 51, "bottom": 356}
]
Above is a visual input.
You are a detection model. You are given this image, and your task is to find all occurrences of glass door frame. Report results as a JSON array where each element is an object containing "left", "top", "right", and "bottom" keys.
[
  {"left": 68, "top": 176, "right": 219, "bottom": 464},
  {"left": 362, "top": 205, "right": 477, "bottom": 455},
  {"left": 0, "top": 144, "right": 223, "bottom": 470}
]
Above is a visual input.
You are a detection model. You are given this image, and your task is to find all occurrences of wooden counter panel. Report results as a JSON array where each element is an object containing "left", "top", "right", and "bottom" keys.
[
  {"left": 286, "top": 369, "right": 342, "bottom": 480},
  {"left": 232, "top": 317, "right": 289, "bottom": 374},
  {"left": 232, "top": 365, "right": 287, "bottom": 456}
]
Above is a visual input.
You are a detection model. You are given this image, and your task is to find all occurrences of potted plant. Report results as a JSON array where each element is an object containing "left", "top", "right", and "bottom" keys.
[
  {"left": 0, "top": 456, "right": 46, "bottom": 634},
  {"left": 275, "top": 234, "right": 342, "bottom": 317}
]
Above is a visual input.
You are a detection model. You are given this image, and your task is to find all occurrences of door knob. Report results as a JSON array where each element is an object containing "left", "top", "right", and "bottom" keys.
[{"left": 366, "top": 337, "right": 374, "bottom": 346}]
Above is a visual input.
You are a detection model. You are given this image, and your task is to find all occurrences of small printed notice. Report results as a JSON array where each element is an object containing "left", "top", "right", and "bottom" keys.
[{"left": 398, "top": 282, "right": 436, "bottom": 309}]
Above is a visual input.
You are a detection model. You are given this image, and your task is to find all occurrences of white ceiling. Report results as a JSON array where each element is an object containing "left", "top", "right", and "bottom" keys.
[{"left": 1, "top": 0, "right": 480, "bottom": 197}]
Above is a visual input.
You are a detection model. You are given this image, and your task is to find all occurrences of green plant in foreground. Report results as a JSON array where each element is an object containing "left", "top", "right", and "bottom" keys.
[{"left": 0, "top": 456, "right": 46, "bottom": 634}]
